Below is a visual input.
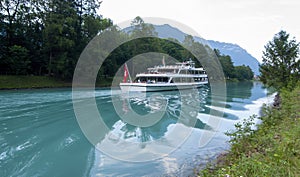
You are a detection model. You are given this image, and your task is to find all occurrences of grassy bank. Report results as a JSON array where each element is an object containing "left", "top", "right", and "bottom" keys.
[
  {"left": 198, "top": 84, "right": 300, "bottom": 176},
  {"left": 0, "top": 75, "right": 72, "bottom": 89},
  {"left": 0, "top": 75, "right": 114, "bottom": 89}
]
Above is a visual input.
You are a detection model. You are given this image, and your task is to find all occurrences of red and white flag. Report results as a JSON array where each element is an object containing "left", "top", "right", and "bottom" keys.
[{"left": 123, "top": 63, "right": 129, "bottom": 83}]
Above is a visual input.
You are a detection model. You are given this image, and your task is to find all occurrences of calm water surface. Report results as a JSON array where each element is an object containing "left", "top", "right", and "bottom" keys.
[{"left": 0, "top": 82, "right": 273, "bottom": 176}]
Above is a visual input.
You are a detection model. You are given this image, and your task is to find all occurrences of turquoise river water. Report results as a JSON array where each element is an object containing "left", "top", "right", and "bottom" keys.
[{"left": 0, "top": 82, "right": 274, "bottom": 176}]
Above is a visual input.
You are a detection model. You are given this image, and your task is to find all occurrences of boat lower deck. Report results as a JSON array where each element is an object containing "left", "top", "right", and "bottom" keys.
[{"left": 119, "top": 82, "right": 208, "bottom": 92}]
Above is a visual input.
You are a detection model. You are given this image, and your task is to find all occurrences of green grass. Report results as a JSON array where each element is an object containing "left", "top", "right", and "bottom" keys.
[
  {"left": 198, "top": 84, "right": 300, "bottom": 177},
  {"left": 0, "top": 75, "right": 115, "bottom": 89},
  {"left": 96, "top": 77, "right": 114, "bottom": 87},
  {"left": 0, "top": 75, "right": 71, "bottom": 89}
]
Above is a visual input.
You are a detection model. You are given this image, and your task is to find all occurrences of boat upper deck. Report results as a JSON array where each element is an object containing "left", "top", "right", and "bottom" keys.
[{"left": 143, "top": 60, "right": 206, "bottom": 75}]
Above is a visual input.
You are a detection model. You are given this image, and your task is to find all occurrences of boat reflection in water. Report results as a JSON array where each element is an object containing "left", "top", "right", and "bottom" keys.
[{"left": 95, "top": 86, "right": 210, "bottom": 162}]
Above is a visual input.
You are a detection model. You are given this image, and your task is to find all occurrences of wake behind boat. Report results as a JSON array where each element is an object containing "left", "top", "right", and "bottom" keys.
[{"left": 119, "top": 59, "right": 208, "bottom": 92}]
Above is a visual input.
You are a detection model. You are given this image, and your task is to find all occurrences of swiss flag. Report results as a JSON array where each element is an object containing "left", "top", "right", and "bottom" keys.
[{"left": 123, "top": 64, "right": 129, "bottom": 83}]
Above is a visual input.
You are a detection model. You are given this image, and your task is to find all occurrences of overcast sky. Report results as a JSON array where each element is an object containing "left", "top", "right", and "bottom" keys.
[{"left": 100, "top": 0, "right": 300, "bottom": 62}]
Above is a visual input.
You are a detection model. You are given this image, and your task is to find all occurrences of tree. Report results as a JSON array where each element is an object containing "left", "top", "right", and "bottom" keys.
[
  {"left": 181, "top": 35, "right": 196, "bottom": 60},
  {"left": 235, "top": 65, "right": 253, "bottom": 81},
  {"left": 8, "top": 45, "right": 30, "bottom": 75},
  {"left": 160, "top": 38, "right": 186, "bottom": 61},
  {"left": 214, "top": 49, "right": 254, "bottom": 81},
  {"left": 214, "top": 49, "right": 235, "bottom": 79},
  {"left": 260, "top": 30, "right": 300, "bottom": 90},
  {"left": 42, "top": 0, "right": 112, "bottom": 79},
  {"left": 0, "top": 0, "right": 39, "bottom": 74},
  {"left": 130, "top": 16, "right": 158, "bottom": 38},
  {"left": 0, "top": 0, "right": 27, "bottom": 47},
  {"left": 125, "top": 17, "right": 159, "bottom": 74},
  {"left": 43, "top": 0, "right": 77, "bottom": 78},
  {"left": 0, "top": 0, "right": 112, "bottom": 78}
]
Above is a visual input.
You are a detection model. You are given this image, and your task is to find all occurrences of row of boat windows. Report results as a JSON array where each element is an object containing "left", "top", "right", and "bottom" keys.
[
  {"left": 134, "top": 77, "right": 208, "bottom": 83},
  {"left": 134, "top": 77, "right": 169, "bottom": 83},
  {"left": 149, "top": 69, "right": 206, "bottom": 75},
  {"left": 171, "top": 77, "right": 208, "bottom": 83}
]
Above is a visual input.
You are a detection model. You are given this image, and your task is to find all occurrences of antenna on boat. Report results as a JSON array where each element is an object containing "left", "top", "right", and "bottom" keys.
[
  {"left": 123, "top": 63, "right": 132, "bottom": 83},
  {"left": 162, "top": 56, "right": 166, "bottom": 67}
]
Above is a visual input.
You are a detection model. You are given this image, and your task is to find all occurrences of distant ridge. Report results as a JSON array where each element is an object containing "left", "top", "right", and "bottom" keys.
[
  {"left": 154, "top": 24, "right": 186, "bottom": 42},
  {"left": 154, "top": 24, "right": 260, "bottom": 75}
]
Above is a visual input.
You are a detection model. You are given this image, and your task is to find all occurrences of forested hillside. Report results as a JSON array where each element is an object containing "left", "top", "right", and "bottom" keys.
[{"left": 0, "top": 0, "right": 253, "bottom": 83}]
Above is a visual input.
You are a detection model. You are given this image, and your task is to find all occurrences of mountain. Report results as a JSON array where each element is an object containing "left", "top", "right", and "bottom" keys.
[
  {"left": 206, "top": 40, "right": 260, "bottom": 75},
  {"left": 154, "top": 24, "right": 260, "bottom": 75}
]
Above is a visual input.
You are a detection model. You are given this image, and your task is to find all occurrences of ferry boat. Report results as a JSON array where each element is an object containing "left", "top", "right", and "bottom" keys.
[{"left": 119, "top": 59, "right": 208, "bottom": 92}]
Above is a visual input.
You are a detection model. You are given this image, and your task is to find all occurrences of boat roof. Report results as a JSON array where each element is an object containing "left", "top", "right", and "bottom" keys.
[
  {"left": 147, "top": 64, "right": 204, "bottom": 70},
  {"left": 148, "top": 59, "right": 199, "bottom": 69}
]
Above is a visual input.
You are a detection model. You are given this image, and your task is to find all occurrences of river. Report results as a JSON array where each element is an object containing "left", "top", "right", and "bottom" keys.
[{"left": 0, "top": 81, "right": 274, "bottom": 176}]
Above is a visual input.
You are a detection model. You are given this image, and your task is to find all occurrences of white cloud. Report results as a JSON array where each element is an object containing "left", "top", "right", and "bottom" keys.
[{"left": 100, "top": 0, "right": 300, "bottom": 62}]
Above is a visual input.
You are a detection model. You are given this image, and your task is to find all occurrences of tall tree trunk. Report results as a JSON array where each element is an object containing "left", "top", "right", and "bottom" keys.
[{"left": 48, "top": 50, "right": 52, "bottom": 76}]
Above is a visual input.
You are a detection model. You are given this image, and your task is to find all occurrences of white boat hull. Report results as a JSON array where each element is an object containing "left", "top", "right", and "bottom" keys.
[{"left": 119, "top": 81, "right": 208, "bottom": 92}]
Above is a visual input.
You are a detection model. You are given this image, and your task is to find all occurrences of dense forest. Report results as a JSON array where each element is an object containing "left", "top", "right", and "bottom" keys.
[
  {"left": 0, "top": 0, "right": 112, "bottom": 79},
  {"left": 0, "top": 1, "right": 253, "bottom": 82}
]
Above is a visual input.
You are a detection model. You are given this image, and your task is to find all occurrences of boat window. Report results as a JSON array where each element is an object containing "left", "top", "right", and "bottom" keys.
[
  {"left": 143, "top": 77, "right": 169, "bottom": 83},
  {"left": 179, "top": 70, "right": 188, "bottom": 74},
  {"left": 173, "top": 77, "right": 181, "bottom": 83},
  {"left": 156, "top": 69, "right": 176, "bottom": 73},
  {"left": 134, "top": 77, "right": 147, "bottom": 83},
  {"left": 157, "top": 77, "right": 168, "bottom": 83},
  {"left": 194, "top": 77, "right": 207, "bottom": 82}
]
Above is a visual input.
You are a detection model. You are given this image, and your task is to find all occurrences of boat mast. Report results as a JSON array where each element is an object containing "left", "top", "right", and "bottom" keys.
[{"left": 123, "top": 63, "right": 132, "bottom": 83}]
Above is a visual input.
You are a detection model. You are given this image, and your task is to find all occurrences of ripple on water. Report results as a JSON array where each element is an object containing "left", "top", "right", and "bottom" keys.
[
  {"left": 57, "top": 134, "right": 80, "bottom": 151},
  {"left": 0, "top": 83, "right": 272, "bottom": 176}
]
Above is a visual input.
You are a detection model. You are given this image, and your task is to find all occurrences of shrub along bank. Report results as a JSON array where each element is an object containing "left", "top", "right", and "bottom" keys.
[{"left": 198, "top": 84, "right": 300, "bottom": 176}]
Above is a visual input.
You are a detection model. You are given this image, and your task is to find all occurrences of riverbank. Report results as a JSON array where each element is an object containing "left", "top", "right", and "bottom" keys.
[
  {"left": 0, "top": 75, "right": 113, "bottom": 89},
  {"left": 0, "top": 75, "right": 71, "bottom": 89},
  {"left": 197, "top": 84, "right": 300, "bottom": 176}
]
